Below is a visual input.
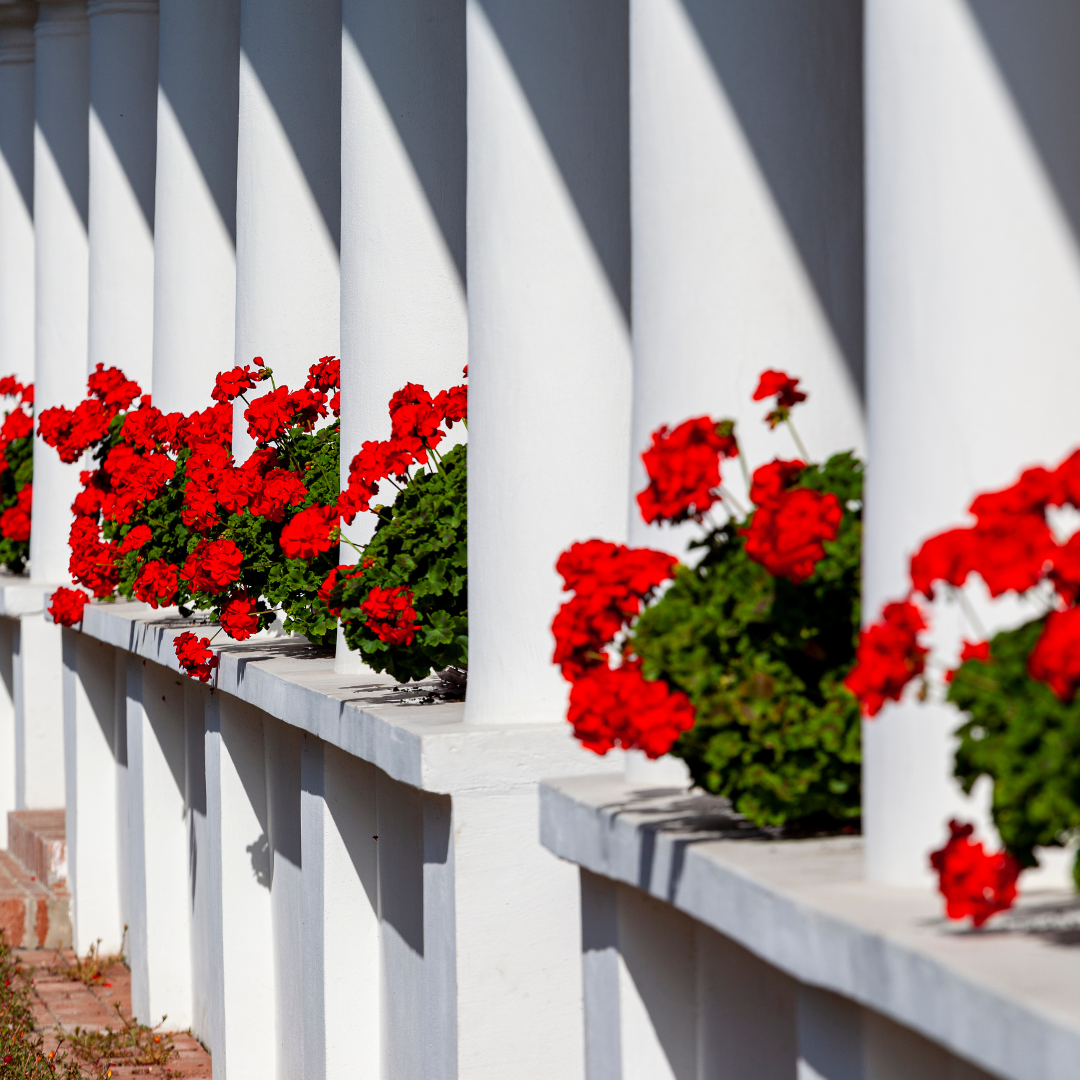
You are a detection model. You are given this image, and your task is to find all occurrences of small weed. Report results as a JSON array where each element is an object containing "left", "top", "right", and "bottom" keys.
[
  {"left": 49, "top": 931, "right": 126, "bottom": 987},
  {"left": 66, "top": 1003, "right": 175, "bottom": 1077}
]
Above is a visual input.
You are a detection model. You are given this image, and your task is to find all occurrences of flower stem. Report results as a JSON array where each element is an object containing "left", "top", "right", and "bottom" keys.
[
  {"left": 951, "top": 586, "right": 988, "bottom": 641},
  {"left": 785, "top": 416, "right": 810, "bottom": 461},
  {"left": 717, "top": 485, "right": 747, "bottom": 519},
  {"left": 738, "top": 451, "right": 751, "bottom": 494}
]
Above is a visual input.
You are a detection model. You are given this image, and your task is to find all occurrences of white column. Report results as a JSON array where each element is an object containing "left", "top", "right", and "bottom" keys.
[
  {"left": 336, "top": 0, "right": 468, "bottom": 671},
  {"left": 14, "top": 610, "right": 63, "bottom": 807},
  {"left": 31, "top": 0, "right": 88, "bottom": 584},
  {"left": 465, "top": 0, "right": 632, "bottom": 725},
  {"left": 264, "top": 714, "right": 302, "bottom": 1080},
  {"left": 206, "top": 692, "right": 275, "bottom": 1079},
  {"left": 62, "top": 629, "right": 123, "bottom": 954},
  {"left": 300, "top": 739, "right": 380, "bottom": 1080},
  {"left": 863, "top": 1, "right": 1080, "bottom": 885},
  {"left": 0, "top": 619, "right": 14, "bottom": 847},
  {"left": 126, "top": 657, "right": 192, "bottom": 1029},
  {"left": 151, "top": 0, "right": 239, "bottom": 414},
  {"left": 0, "top": 0, "right": 36, "bottom": 384},
  {"left": 87, "top": 0, "right": 157, "bottom": 389},
  {"left": 233, "top": 0, "right": 340, "bottom": 461},
  {"left": 184, "top": 681, "right": 214, "bottom": 1048},
  {"left": 627, "top": 0, "right": 865, "bottom": 555}
]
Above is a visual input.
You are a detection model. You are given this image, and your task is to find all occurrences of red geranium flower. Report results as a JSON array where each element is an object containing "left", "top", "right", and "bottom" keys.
[
  {"left": 753, "top": 369, "right": 806, "bottom": 427},
  {"left": 305, "top": 356, "right": 340, "bottom": 392},
  {"left": 741, "top": 488, "right": 842, "bottom": 583},
  {"left": 87, "top": 364, "right": 141, "bottom": 410},
  {"left": 0, "top": 407, "right": 32, "bottom": 444},
  {"left": 133, "top": 560, "right": 179, "bottom": 609},
  {"left": 636, "top": 416, "right": 736, "bottom": 525},
  {"left": 748, "top": 458, "right": 805, "bottom": 506},
  {"left": 180, "top": 538, "right": 243, "bottom": 595},
  {"left": 0, "top": 485, "right": 31, "bottom": 542},
  {"left": 360, "top": 585, "right": 418, "bottom": 646},
  {"left": 118, "top": 524, "right": 151, "bottom": 553},
  {"left": 244, "top": 386, "right": 293, "bottom": 443},
  {"left": 929, "top": 820, "right": 1020, "bottom": 926},
  {"left": 279, "top": 505, "right": 339, "bottom": 560},
  {"left": 174, "top": 631, "right": 218, "bottom": 683},
  {"left": 433, "top": 383, "right": 468, "bottom": 427},
  {"left": 567, "top": 661, "right": 696, "bottom": 758},
  {"left": 910, "top": 528, "right": 976, "bottom": 600},
  {"left": 212, "top": 365, "right": 261, "bottom": 403},
  {"left": 249, "top": 468, "right": 307, "bottom": 522},
  {"left": 1028, "top": 607, "right": 1080, "bottom": 701},
  {"left": 0, "top": 377, "right": 24, "bottom": 398},
  {"left": 49, "top": 587, "right": 89, "bottom": 627},
  {"left": 220, "top": 594, "right": 262, "bottom": 641},
  {"left": 844, "top": 600, "right": 928, "bottom": 716}
]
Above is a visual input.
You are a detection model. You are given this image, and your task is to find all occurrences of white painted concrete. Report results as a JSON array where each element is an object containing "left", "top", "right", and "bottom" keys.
[
  {"left": 336, "top": 0, "right": 468, "bottom": 672},
  {"left": 232, "top": 0, "right": 340, "bottom": 461},
  {"left": 87, "top": 0, "right": 157, "bottom": 391},
  {"left": 542, "top": 774, "right": 1080, "bottom": 1080},
  {"left": 62, "top": 629, "right": 124, "bottom": 954},
  {"left": 453, "top": 787, "right": 584, "bottom": 1079},
  {"left": 206, "top": 692, "right": 275, "bottom": 1079},
  {"left": 126, "top": 657, "right": 192, "bottom": 1029},
  {"left": 301, "top": 739, "right": 380, "bottom": 1080},
  {"left": 31, "top": 0, "right": 88, "bottom": 584},
  {"left": 465, "top": 0, "right": 632, "bottom": 725},
  {"left": 264, "top": 714, "right": 302, "bottom": 1080},
  {"left": 0, "top": 1, "right": 37, "bottom": 385},
  {"left": 0, "top": 617, "right": 15, "bottom": 846},
  {"left": 151, "top": 0, "right": 239, "bottom": 414},
  {"left": 863, "top": 0, "right": 1080, "bottom": 887},
  {"left": 184, "top": 680, "right": 213, "bottom": 1048},
  {"left": 14, "top": 611, "right": 63, "bottom": 807},
  {"left": 113, "top": 647, "right": 128, "bottom": 932},
  {"left": 797, "top": 987, "right": 864, "bottom": 1080},
  {"left": 628, "top": 0, "right": 865, "bottom": 555}
]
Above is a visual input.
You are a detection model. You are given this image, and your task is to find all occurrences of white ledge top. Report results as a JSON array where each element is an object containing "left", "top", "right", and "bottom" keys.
[
  {"left": 0, "top": 578, "right": 57, "bottom": 617},
  {"left": 540, "top": 774, "right": 1080, "bottom": 1080},
  {"left": 65, "top": 598, "right": 619, "bottom": 795}
]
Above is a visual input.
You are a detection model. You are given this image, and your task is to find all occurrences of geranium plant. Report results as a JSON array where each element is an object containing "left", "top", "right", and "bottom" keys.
[
  {"left": 553, "top": 371, "right": 863, "bottom": 831},
  {"left": 0, "top": 377, "right": 33, "bottom": 573},
  {"left": 42, "top": 360, "right": 468, "bottom": 687},
  {"left": 847, "top": 450, "right": 1080, "bottom": 913}
]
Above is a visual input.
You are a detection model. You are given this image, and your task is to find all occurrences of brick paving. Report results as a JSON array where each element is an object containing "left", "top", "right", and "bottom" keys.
[
  {"left": 0, "top": 848, "right": 70, "bottom": 948},
  {"left": 15, "top": 949, "right": 212, "bottom": 1078}
]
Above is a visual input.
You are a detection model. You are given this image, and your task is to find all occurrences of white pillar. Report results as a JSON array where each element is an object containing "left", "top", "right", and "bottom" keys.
[
  {"left": 863, "top": 1, "right": 1080, "bottom": 885},
  {"left": 0, "top": 619, "right": 14, "bottom": 847},
  {"left": 126, "top": 657, "right": 192, "bottom": 1029},
  {"left": 336, "top": 0, "right": 468, "bottom": 671},
  {"left": 62, "top": 629, "right": 123, "bottom": 954},
  {"left": 87, "top": 0, "right": 157, "bottom": 389},
  {"left": 31, "top": 0, "right": 88, "bottom": 584},
  {"left": 627, "top": 0, "right": 865, "bottom": 555},
  {"left": 233, "top": 0, "right": 340, "bottom": 461},
  {"left": 465, "top": 0, "right": 632, "bottom": 725},
  {"left": 264, "top": 714, "right": 302, "bottom": 1080},
  {"left": 0, "top": 0, "right": 37, "bottom": 384},
  {"left": 184, "top": 681, "right": 213, "bottom": 1048},
  {"left": 206, "top": 692, "right": 275, "bottom": 1079},
  {"left": 300, "top": 740, "right": 380, "bottom": 1080},
  {"left": 14, "top": 611, "right": 63, "bottom": 807},
  {"left": 151, "top": 0, "right": 239, "bottom": 414}
]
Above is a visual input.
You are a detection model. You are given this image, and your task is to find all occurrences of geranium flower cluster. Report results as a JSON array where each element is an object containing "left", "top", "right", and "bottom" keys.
[
  {"left": 555, "top": 371, "right": 859, "bottom": 761},
  {"left": 552, "top": 540, "right": 695, "bottom": 757},
  {"left": 929, "top": 820, "right": 1020, "bottom": 927},
  {"left": 0, "top": 377, "right": 34, "bottom": 572},
  {"left": 332, "top": 369, "right": 469, "bottom": 678},
  {"left": 846, "top": 449, "right": 1080, "bottom": 714},
  {"left": 41, "top": 358, "right": 347, "bottom": 681}
]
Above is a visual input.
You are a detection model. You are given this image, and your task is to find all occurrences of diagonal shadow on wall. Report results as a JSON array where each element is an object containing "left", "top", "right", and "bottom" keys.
[
  {"left": 965, "top": 0, "right": 1080, "bottom": 253},
  {"left": 343, "top": 0, "right": 467, "bottom": 283},
  {"left": 241, "top": 0, "right": 342, "bottom": 253},
  {"left": 680, "top": 0, "right": 865, "bottom": 396},
  {"left": 157, "top": 0, "right": 241, "bottom": 245},
  {"left": 475, "top": 0, "right": 631, "bottom": 324}
]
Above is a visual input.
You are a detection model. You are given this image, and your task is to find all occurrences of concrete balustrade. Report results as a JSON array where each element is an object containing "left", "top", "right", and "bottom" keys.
[{"left": 0, "top": 0, "right": 1073, "bottom": 1076}]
